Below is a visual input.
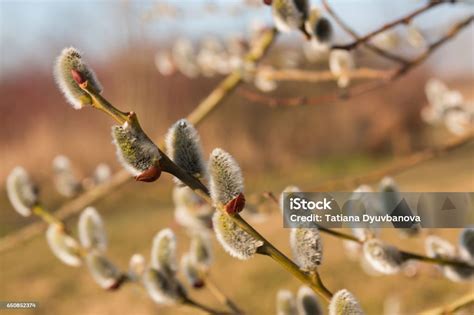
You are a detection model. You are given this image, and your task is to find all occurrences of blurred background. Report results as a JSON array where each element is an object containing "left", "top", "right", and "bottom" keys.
[{"left": 0, "top": 0, "right": 473, "bottom": 314}]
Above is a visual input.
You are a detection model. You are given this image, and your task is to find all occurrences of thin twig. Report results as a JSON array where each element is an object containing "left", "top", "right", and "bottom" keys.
[
  {"left": 420, "top": 292, "right": 474, "bottom": 315},
  {"left": 310, "top": 131, "right": 474, "bottom": 191},
  {"left": 331, "top": 0, "right": 448, "bottom": 50},
  {"left": 322, "top": 0, "right": 409, "bottom": 64},
  {"left": 256, "top": 242, "right": 333, "bottom": 301},
  {"left": 240, "top": 14, "right": 472, "bottom": 108},
  {"left": 183, "top": 296, "right": 234, "bottom": 315},
  {"left": 238, "top": 78, "right": 387, "bottom": 107},
  {"left": 0, "top": 28, "right": 278, "bottom": 255},
  {"left": 393, "top": 14, "right": 474, "bottom": 78},
  {"left": 261, "top": 164, "right": 474, "bottom": 271},
  {"left": 27, "top": 204, "right": 135, "bottom": 289},
  {"left": 258, "top": 68, "right": 392, "bottom": 83},
  {"left": 205, "top": 276, "right": 243, "bottom": 314}
]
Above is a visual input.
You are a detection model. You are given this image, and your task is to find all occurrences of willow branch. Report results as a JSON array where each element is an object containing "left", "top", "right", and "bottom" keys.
[
  {"left": 0, "top": 27, "right": 278, "bottom": 255},
  {"left": 315, "top": 226, "right": 472, "bottom": 269},
  {"left": 27, "top": 204, "right": 137, "bottom": 289},
  {"left": 264, "top": 147, "right": 474, "bottom": 269},
  {"left": 70, "top": 55, "right": 335, "bottom": 305},
  {"left": 204, "top": 276, "right": 243, "bottom": 315},
  {"left": 258, "top": 68, "right": 392, "bottom": 83},
  {"left": 238, "top": 78, "right": 387, "bottom": 107},
  {"left": 286, "top": 208, "right": 472, "bottom": 269},
  {"left": 239, "top": 14, "right": 472, "bottom": 107},
  {"left": 256, "top": 242, "right": 333, "bottom": 301},
  {"left": 7, "top": 26, "right": 335, "bottom": 307},
  {"left": 29, "top": 192, "right": 230, "bottom": 312},
  {"left": 393, "top": 14, "right": 474, "bottom": 78},
  {"left": 420, "top": 292, "right": 474, "bottom": 315},
  {"left": 183, "top": 296, "right": 233, "bottom": 315},
  {"left": 331, "top": 0, "right": 448, "bottom": 50},
  {"left": 310, "top": 131, "right": 473, "bottom": 191},
  {"left": 322, "top": 0, "right": 409, "bottom": 64}
]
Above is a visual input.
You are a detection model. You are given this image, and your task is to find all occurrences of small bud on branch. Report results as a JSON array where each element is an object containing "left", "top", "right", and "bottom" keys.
[
  {"left": 54, "top": 47, "right": 102, "bottom": 110},
  {"left": 7, "top": 167, "right": 39, "bottom": 217},
  {"left": 329, "top": 289, "right": 364, "bottom": 315},
  {"left": 46, "top": 223, "right": 82, "bottom": 267}
]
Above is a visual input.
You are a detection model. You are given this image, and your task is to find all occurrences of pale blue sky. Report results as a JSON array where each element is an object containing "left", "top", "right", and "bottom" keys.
[{"left": 0, "top": 0, "right": 473, "bottom": 79}]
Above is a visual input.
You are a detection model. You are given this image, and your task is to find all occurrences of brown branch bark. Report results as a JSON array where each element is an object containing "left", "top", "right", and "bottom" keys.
[
  {"left": 331, "top": 0, "right": 449, "bottom": 50},
  {"left": 322, "top": 0, "right": 409, "bottom": 64}
]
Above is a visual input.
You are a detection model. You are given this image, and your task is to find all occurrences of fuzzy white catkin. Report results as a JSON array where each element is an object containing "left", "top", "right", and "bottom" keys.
[
  {"left": 173, "top": 186, "right": 213, "bottom": 231},
  {"left": 329, "top": 49, "right": 354, "bottom": 88},
  {"left": 444, "top": 109, "right": 472, "bottom": 136},
  {"left": 208, "top": 148, "right": 244, "bottom": 206},
  {"left": 189, "top": 232, "right": 213, "bottom": 270},
  {"left": 363, "top": 239, "right": 404, "bottom": 275},
  {"left": 406, "top": 24, "right": 426, "bottom": 48},
  {"left": 254, "top": 66, "right": 277, "bottom": 92},
  {"left": 349, "top": 185, "right": 379, "bottom": 241},
  {"left": 276, "top": 289, "right": 297, "bottom": 315},
  {"left": 172, "top": 38, "right": 200, "bottom": 78},
  {"left": 442, "top": 263, "right": 474, "bottom": 282},
  {"left": 85, "top": 252, "right": 122, "bottom": 289},
  {"left": 460, "top": 227, "right": 474, "bottom": 262},
  {"left": 78, "top": 207, "right": 107, "bottom": 253},
  {"left": 290, "top": 228, "right": 323, "bottom": 271},
  {"left": 143, "top": 267, "right": 185, "bottom": 305},
  {"left": 93, "top": 163, "right": 112, "bottom": 184},
  {"left": 181, "top": 253, "right": 204, "bottom": 288},
  {"left": 128, "top": 253, "right": 146, "bottom": 279},
  {"left": 46, "top": 224, "right": 82, "bottom": 267},
  {"left": 212, "top": 211, "right": 263, "bottom": 260},
  {"left": 165, "top": 119, "right": 206, "bottom": 180},
  {"left": 54, "top": 47, "right": 102, "bottom": 109},
  {"left": 425, "top": 235, "right": 474, "bottom": 282},
  {"left": 379, "top": 177, "right": 420, "bottom": 237},
  {"left": 372, "top": 31, "right": 399, "bottom": 50},
  {"left": 359, "top": 254, "right": 383, "bottom": 277},
  {"left": 52, "top": 155, "right": 82, "bottom": 197},
  {"left": 279, "top": 185, "right": 301, "bottom": 213},
  {"left": 425, "top": 235, "right": 456, "bottom": 259},
  {"left": 303, "top": 39, "right": 329, "bottom": 63},
  {"left": 297, "top": 286, "right": 323, "bottom": 315},
  {"left": 7, "top": 167, "right": 38, "bottom": 217},
  {"left": 151, "top": 229, "right": 177, "bottom": 275},
  {"left": 329, "top": 289, "right": 365, "bottom": 315},
  {"left": 111, "top": 121, "right": 161, "bottom": 176},
  {"left": 272, "top": 0, "right": 309, "bottom": 33},
  {"left": 425, "top": 78, "right": 449, "bottom": 111},
  {"left": 197, "top": 44, "right": 218, "bottom": 78},
  {"left": 155, "top": 51, "right": 175, "bottom": 76},
  {"left": 379, "top": 176, "right": 399, "bottom": 194},
  {"left": 313, "top": 17, "right": 333, "bottom": 44}
]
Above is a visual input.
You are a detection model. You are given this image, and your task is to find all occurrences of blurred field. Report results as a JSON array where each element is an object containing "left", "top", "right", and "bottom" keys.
[{"left": 0, "top": 142, "right": 473, "bottom": 315}]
